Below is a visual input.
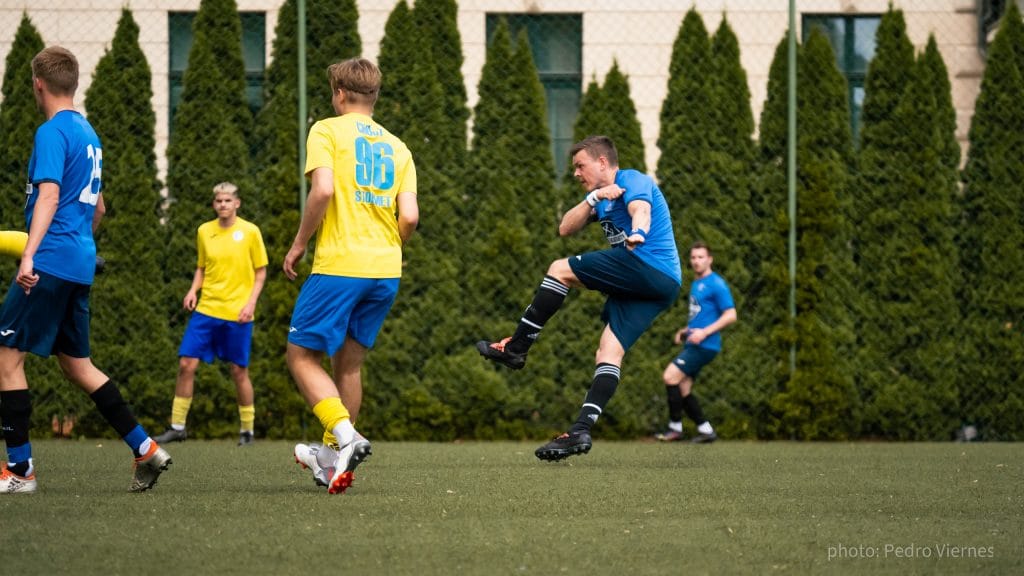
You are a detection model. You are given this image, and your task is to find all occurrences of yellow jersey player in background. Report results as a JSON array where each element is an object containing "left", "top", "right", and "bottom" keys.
[
  {"left": 154, "top": 182, "right": 268, "bottom": 446},
  {"left": 285, "top": 57, "right": 418, "bottom": 494}
]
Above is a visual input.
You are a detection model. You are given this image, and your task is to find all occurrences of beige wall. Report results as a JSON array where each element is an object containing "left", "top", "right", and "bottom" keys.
[{"left": 0, "top": 0, "right": 985, "bottom": 181}]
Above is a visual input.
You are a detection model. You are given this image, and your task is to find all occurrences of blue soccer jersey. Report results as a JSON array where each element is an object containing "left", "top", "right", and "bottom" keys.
[
  {"left": 688, "top": 271, "right": 735, "bottom": 352},
  {"left": 593, "top": 169, "right": 681, "bottom": 284},
  {"left": 26, "top": 110, "right": 102, "bottom": 285}
]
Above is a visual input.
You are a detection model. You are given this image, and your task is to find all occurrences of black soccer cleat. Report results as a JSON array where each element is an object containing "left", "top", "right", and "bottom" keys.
[
  {"left": 476, "top": 337, "right": 527, "bottom": 370},
  {"left": 535, "top": 431, "right": 592, "bottom": 461}
]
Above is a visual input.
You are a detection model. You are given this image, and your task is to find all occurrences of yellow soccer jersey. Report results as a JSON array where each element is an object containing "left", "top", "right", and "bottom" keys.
[
  {"left": 194, "top": 217, "right": 269, "bottom": 322},
  {"left": 304, "top": 112, "right": 417, "bottom": 278}
]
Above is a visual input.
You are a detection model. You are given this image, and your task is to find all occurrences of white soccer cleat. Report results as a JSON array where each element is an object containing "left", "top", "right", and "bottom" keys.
[
  {"left": 293, "top": 443, "right": 334, "bottom": 488},
  {"left": 328, "top": 435, "right": 372, "bottom": 495},
  {"left": 0, "top": 463, "right": 37, "bottom": 494}
]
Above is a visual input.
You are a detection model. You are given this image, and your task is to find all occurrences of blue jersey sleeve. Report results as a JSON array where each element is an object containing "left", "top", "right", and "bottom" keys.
[
  {"left": 31, "top": 123, "right": 66, "bottom": 186},
  {"left": 713, "top": 276, "right": 735, "bottom": 311},
  {"left": 618, "top": 170, "right": 653, "bottom": 208}
]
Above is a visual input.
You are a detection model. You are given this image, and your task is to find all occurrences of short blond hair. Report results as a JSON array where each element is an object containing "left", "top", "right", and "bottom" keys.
[
  {"left": 212, "top": 182, "right": 239, "bottom": 199},
  {"left": 327, "top": 58, "right": 381, "bottom": 106},
  {"left": 31, "top": 46, "right": 78, "bottom": 96}
]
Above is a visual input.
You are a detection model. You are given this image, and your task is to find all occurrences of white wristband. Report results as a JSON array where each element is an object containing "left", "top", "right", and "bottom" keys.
[{"left": 585, "top": 190, "right": 600, "bottom": 207}]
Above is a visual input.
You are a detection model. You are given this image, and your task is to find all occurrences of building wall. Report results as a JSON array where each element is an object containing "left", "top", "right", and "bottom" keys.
[{"left": 0, "top": 0, "right": 986, "bottom": 181}]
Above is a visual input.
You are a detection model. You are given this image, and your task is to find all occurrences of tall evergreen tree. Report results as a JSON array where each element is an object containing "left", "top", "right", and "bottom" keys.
[
  {"left": 456, "top": 22, "right": 564, "bottom": 438},
  {"left": 248, "top": 0, "right": 361, "bottom": 439},
  {"left": 82, "top": 8, "right": 175, "bottom": 435},
  {"left": 0, "top": 15, "right": 44, "bottom": 230},
  {"left": 751, "top": 31, "right": 798, "bottom": 438},
  {"left": 958, "top": 3, "right": 1024, "bottom": 439},
  {"left": 696, "top": 15, "right": 765, "bottom": 438},
  {"left": 193, "top": 0, "right": 250, "bottom": 136},
  {"left": 857, "top": 51, "right": 961, "bottom": 439},
  {"left": 600, "top": 62, "right": 646, "bottom": 173},
  {"left": 766, "top": 30, "right": 858, "bottom": 440},
  {"left": 920, "top": 35, "right": 961, "bottom": 173},
  {"left": 853, "top": 7, "right": 916, "bottom": 435},
  {"left": 656, "top": 8, "right": 713, "bottom": 249},
  {"left": 412, "top": 0, "right": 469, "bottom": 173},
  {"left": 362, "top": 0, "right": 469, "bottom": 440}
]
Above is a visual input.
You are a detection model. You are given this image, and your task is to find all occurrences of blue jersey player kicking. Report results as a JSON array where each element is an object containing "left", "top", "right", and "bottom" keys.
[
  {"left": 477, "top": 135, "right": 681, "bottom": 461},
  {"left": 655, "top": 241, "right": 736, "bottom": 444},
  {"left": 0, "top": 47, "right": 171, "bottom": 494}
]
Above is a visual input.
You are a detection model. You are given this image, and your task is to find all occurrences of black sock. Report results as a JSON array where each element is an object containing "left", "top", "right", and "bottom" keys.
[
  {"left": 1, "top": 390, "right": 32, "bottom": 474},
  {"left": 682, "top": 393, "right": 707, "bottom": 426},
  {"left": 507, "top": 276, "right": 569, "bottom": 354},
  {"left": 90, "top": 380, "right": 140, "bottom": 438},
  {"left": 666, "top": 385, "right": 684, "bottom": 422},
  {"left": 570, "top": 363, "right": 620, "bottom": 433}
]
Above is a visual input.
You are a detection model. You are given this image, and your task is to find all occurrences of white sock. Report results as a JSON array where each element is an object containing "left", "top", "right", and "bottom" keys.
[
  {"left": 171, "top": 424, "right": 185, "bottom": 431},
  {"left": 697, "top": 422, "right": 714, "bottom": 435},
  {"left": 138, "top": 438, "right": 153, "bottom": 456},
  {"left": 668, "top": 421, "right": 683, "bottom": 433},
  {"left": 332, "top": 419, "right": 356, "bottom": 447}
]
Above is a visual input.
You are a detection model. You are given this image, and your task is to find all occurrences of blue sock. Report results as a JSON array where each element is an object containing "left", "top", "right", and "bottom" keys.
[{"left": 124, "top": 425, "right": 150, "bottom": 457}]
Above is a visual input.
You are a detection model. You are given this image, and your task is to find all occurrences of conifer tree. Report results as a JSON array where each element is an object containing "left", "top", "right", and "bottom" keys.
[
  {"left": 766, "top": 30, "right": 858, "bottom": 440},
  {"left": 193, "top": 0, "right": 250, "bottom": 136},
  {"left": 750, "top": 31, "right": 798, "bottom": 437},
  {"left": 81, "top": 9, "right": 175, "bottom": 434},
  {"left": 412, "top": 0, "right": 469, "bottom": 173},
  {"left": 600, "top": 62, "right": 646, "bottom": 173},
  {"left": 693, "top": 15, "right": 765, "bottom": 437},
  {"left": 656, "top": 8, "right": 713, "bottom": 248},
  {"left": 958, "top": 3, "right": 1024, "bottom": 439},
  {"left": 361, "top": 0, "right": 469, "bottom": 439},
  {"left": 853, "top": 7, "right": 916, "bottom": 435},
  {"left": 458, "top": 21, "right": 563, "bottom": 438},
  {"left": 920, "top": 35, "right": 961, "bottom": 173},
  {"left": 0, "top": 15, "right": 44, "bottom": 230},
  {"left": 247, "top": 0, "right": 361, "bottom": 439}
]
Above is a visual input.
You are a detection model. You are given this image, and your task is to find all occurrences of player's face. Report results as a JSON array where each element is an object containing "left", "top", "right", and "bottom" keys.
[
  {"left": 690, "top": 248, "right": 712, "bottom": 276},
  {"left": 572, "top": 150, "right": 607, "bottom": 190},
  {"left": 212, "top": 193, "right": 240, "bottom": 219}
]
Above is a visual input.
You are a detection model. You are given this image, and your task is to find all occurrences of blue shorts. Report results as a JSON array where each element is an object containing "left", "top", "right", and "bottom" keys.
[
  {"left": 672, "top": 344, "right": 719, "bottom": 378},
  {"left": 288, "top": 274, "right": 400, "bottom": 355},
  {"left": 568, "top": 247, "right": 680, "bottom": 350},
  {"left": 178, "top": 311, "right": 254, "bottom": 366},
  {"left": 0, "top": 271, "right": 91, "bottom": 358}
]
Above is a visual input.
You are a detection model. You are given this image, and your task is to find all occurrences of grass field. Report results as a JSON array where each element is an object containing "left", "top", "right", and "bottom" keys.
[{"left": 1, "top": 440, "right": 1020, "bottom": 575}]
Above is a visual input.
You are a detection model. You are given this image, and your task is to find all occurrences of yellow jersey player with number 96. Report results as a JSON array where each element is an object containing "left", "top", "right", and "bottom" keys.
[{"left": 284, "top": 57, "right": 418, "bottom": 494}]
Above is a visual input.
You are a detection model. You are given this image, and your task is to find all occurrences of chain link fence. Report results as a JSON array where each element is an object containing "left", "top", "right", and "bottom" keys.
[{"left": 0, "top": 0, "right": 1018, "bottom": 441}]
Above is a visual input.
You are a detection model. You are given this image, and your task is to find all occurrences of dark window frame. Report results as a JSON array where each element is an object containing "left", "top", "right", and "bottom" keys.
[
  {"left": 802, "top": 13, "right": 882, "bottom": 140},
  {"left": 485, "top": 13, "right": 583, "bottom": 175},
  {"left": 168, "top": 11, "right": 266, "bottom": 130}
]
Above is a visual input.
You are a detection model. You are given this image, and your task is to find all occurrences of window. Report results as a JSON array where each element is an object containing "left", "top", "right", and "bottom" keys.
[
  {"left": 802, "top": 14, "right": 881, "bottom": 140},
  {"left": 168, "top": 12, "right": 265, "bottom": 130},
  {"left": 486, "top": 14, "right": 582, "bottom": 175}
]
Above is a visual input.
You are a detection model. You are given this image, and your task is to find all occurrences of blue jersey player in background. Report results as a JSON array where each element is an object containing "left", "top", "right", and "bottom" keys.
[
  {"left": 0, "top": 46, "right": 171, "bottom": 494},
  {"left": 478, "top": 135, "right": 681, "bottom": 461},
  {"left": 656, "top": 241, "right": 736, "bottom": 443}
]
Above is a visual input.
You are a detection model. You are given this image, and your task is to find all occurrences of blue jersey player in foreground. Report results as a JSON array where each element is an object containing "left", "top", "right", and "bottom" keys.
[
  {"left": 655, "top": 241, "right": 736, "bottom": 443},
  {"left": 0, "top": 46, "right": 170, "bottom": 494},
  {"left": 477, "top": 135, "right": 681, "bottom": 460}
]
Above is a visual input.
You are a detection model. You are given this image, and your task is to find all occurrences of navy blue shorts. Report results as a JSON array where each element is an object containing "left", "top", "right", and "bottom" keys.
[
  {"left": 178, "top": 311, "right": 254, "bottom": 366},
  {"left": 288, "top": 274, "right": 399, "bottom": 355},
  {"left": 672, "top": 344, "right": 719, "bottom": 378},
  {"left": 568, "top": 248, "right": 680, "bottom": 350},
  {"left": 0, "top": 271, "right": 91, "bottom": 358}
]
